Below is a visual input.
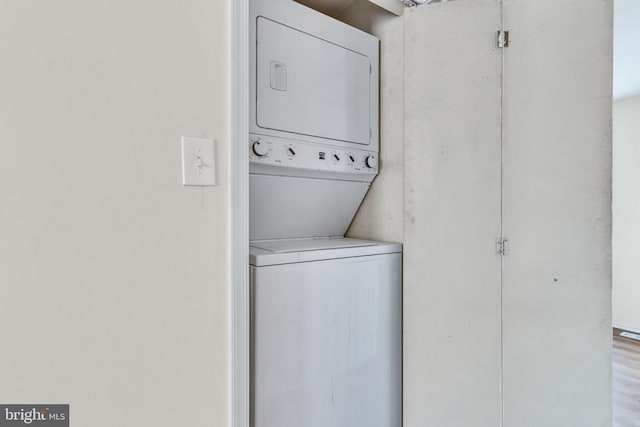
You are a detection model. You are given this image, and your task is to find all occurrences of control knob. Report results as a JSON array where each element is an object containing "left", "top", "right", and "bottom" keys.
[
  {"left": 252, "top": 140, "right": 269, "bottom": 157},
  {"left": 365, "top": 155, "right": 378, "bottom": 169}
]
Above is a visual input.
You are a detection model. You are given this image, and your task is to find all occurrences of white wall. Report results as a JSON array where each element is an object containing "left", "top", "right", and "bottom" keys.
[
  {"left": 0, "top": 1, "right": 229, "bottom": 426},
  {"left": 340, "top": 0, "right": 405, "bottom": 244},
  {"left": 613, "top": 95, "right": 640, "bottom": 333}
]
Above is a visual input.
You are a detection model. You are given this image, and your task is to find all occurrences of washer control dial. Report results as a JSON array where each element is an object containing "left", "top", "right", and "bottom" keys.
[
  {"left": 365, "top": 155, "right": 378, "bottom": 169},
  {"left": 252, "top": 140, "right": 269, "bottom": 157}
]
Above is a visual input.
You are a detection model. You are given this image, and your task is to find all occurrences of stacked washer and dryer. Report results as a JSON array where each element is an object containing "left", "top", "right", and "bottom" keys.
[{"left": 249, "top": 1, "right": 401, "bottom": 426}]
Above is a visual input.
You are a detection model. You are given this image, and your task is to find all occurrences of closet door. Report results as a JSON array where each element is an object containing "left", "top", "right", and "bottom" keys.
[
  {"left": 403, "top": 1, "right": 503, "bottom": 426},
  {"left": 501, "top": 1, "right": 612, "bottom": 426}
]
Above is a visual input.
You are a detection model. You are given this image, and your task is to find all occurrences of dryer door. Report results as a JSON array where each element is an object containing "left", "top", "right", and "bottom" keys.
[{"left": 256, "top": 17, "right": 372, "bottom": 146}]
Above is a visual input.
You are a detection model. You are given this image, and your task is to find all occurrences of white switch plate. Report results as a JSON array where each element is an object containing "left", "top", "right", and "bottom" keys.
[{"left": 181, "top": 137, "right": 216, "bottom": 186}]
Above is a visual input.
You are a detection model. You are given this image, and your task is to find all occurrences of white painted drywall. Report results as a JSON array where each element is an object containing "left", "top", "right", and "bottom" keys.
[
  {"left": 614, "top": 0, "right": 640, "bottom": 100},
  {"left": 339, "top": 0, "right": 405, "bottom": 244},
  {"left": 613, "top": 95, "right": 640, "bottom": 333},
  {"left": 502, "top": 1, "right": 612, "bottom": 426},
  {"left": 0, "top": 1, "right": 229, "bottom": 426},
  {"left": 403, "top": 1, "right": 503, "bottom": 426}
]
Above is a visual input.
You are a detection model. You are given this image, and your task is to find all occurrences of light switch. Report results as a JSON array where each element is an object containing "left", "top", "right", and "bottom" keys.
[{"left": 181, "top": 136, "right": 216, "bottom": 186}]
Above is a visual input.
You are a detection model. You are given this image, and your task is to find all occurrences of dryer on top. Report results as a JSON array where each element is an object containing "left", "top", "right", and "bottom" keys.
[
  {"left": 250, "top": 0, "right": 380, "bottom": 153},
  {"left": 249, "top": 0, "right": 380, "bottom": 241}
]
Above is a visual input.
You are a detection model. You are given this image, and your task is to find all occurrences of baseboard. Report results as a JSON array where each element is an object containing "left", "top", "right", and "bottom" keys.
[{"left": 613, "top": 322, "right": 640, "bottom": 336}]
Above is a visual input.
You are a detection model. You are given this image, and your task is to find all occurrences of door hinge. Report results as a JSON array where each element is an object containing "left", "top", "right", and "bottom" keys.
[
  {"left": 496, "top": 238, "right": 508, "bottom": 255},
  {"left": 497, "top": 30, "right": 509, "bottom": 48}
]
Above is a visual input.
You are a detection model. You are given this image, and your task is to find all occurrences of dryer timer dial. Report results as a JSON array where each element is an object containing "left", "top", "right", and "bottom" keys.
[
  {"left": 252, "top": 140, "right": 269, "bottom": 157},
  {"left": 365, "top": 155, "right": 377, "bottom": 169}
]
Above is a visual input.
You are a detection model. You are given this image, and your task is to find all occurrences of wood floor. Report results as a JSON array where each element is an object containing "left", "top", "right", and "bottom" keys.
[{"left": 613, "top": 329, "right": 640, "bottom": 427}]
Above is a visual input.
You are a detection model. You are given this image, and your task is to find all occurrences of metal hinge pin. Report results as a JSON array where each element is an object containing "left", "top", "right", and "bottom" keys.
[
  {"left": 497, "top": 30, "right": 510, "bottom": 48},
  {"left": 496, "top": 238, "right": 508, "bottom": 255}
]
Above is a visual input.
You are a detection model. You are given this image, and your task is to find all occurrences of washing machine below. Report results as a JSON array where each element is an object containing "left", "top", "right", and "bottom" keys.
[{"left": 250, "top": 237, "right": 402, "bottom": 427}]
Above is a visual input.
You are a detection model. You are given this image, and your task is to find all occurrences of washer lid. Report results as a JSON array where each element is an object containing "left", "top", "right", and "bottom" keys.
[{"left": 250, "top": 237, "right": 402, "bottom": 266}]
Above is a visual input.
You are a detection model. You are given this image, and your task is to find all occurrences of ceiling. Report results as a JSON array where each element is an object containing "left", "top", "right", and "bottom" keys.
[
  {"left": 614, "top": 0, "right": 640, "bottom": 100},
  {"left": 294, "top": 0, "right": 358, "bottom": 17}
]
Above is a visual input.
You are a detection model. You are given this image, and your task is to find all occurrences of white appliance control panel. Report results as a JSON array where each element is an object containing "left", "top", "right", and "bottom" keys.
[{"left": 249, "top": 134, "right": 378, "bottom": 182}]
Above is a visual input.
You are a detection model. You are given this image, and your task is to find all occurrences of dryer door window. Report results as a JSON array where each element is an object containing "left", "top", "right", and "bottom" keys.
[{"left": 256, "top": 17, "right": 372, "bottom": 146}]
